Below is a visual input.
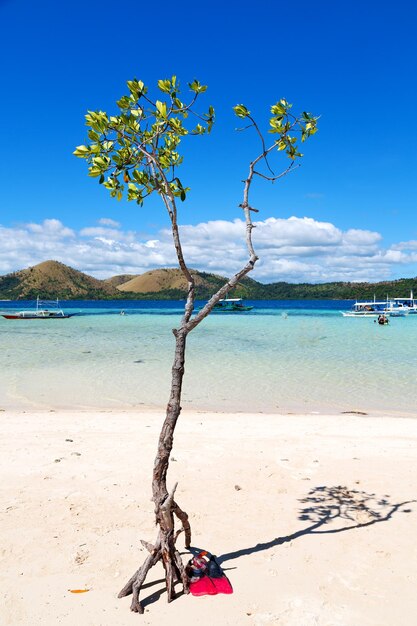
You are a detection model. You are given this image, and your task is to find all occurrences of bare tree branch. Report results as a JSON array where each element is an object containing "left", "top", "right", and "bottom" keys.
[{"left": 253, "top": 161, "right": 298, "bottom": 181}]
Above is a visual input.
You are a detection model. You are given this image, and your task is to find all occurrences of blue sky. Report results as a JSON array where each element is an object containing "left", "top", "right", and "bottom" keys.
[{"left": 0, "top": 0, "right": 416, "bottom": 283}]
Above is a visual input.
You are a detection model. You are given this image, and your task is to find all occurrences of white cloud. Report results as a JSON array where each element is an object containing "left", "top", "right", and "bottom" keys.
[
  {"left": 392, "top": 240, "right": 417, "bottom": 251},
  {"left": 343, "top": 229, "right": 381, "bottom": 245},
  {"left": 98, "top": 217, "right": 120, "bottom": 227},
  {"left": 0, "top": 215, "right": 416, "bottom": 283},
  {"left": 26, "top": 218, "right": 75, "bottom": 238},
  {"left": 255, "top": 216, "right": 342, "bottom": 247}
]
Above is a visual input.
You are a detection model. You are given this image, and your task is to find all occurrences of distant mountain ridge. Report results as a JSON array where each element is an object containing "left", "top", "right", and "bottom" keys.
[
  {"left": 0, "top": 260, "right": 416, "bottom": 300},
  {"left": 103, "top": 274, "right": 136, "bottom": 287},
  {"left": 0, "top": 261, "right": 119, "bottom": 300},
  {"left": 117, "top": 268, "right": 218, "bottom": 293}
]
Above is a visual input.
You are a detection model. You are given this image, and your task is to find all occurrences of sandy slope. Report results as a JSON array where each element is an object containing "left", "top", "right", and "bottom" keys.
[{"left": 1, "top": 409, "right": 416, "bottom": 626}]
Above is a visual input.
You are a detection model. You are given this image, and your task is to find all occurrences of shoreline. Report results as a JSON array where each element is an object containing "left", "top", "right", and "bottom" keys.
[
  {"left": 2, "top": 409, "right": 417, "bottom": 625},
  {"left": 2, "top": 404, "right": 417, "bottom": 419}
]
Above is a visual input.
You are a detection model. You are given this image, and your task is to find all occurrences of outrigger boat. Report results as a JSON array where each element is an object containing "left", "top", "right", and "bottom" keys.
[
  {"left": 341, "top": 297, "right": 409, "bottom": 318},
  {"left": 341, "top": 300, "right": 388, "bottom": 317},
  {"left": 388, "top": 291, "right": 417, "bottom": 315},
  {"left": 212, "top": 297, "right": 253, "bottom": 312},
  {"left": 1, "top": 297, "right": 73, "bottom": 319}
]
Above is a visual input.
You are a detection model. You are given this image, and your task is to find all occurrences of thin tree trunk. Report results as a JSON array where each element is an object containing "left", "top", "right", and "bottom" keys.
[
  {"left": 118, "top": 329, "right": 191, "bottom": 613},
  {"left": 153, "top": 330, "right": 187, "bottom": 507}
]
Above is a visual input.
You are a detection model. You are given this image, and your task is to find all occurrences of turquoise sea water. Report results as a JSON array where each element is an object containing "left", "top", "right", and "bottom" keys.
[{"left": 0, "top": 300, "right": 416, "bottom": 415}]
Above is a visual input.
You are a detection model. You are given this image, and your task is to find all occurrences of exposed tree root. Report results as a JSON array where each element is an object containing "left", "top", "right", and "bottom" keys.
[{"left": 118, "top": 489, "right": 191, "bottom": 614}]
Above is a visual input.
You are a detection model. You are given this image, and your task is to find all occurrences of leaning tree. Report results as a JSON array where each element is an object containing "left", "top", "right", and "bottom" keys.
[{"left": 74, "top": 76, "right": 318, "bottom": 613}]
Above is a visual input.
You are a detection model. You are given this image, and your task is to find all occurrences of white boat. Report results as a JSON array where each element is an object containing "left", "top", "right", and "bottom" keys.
[
  {"left": 212, "top": 297, "right": 254, "bottom": 312},
  {"left": 1, "top": 297, "right": 73, "bottom": 320},
  {"left": 341, "top": 298, "right": 409, "bottom": 317},
  {"left": 388, "top": 291, "right": 417, "bottom": 315},
  {"left": 342, "top": 299, "right": 388, "bottom": 317},
  {"left": 383, "top": 302, "right": 410, "bottom": 317}
]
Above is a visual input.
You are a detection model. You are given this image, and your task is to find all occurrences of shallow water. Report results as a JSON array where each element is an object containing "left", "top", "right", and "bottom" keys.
[{"left": 0, "top": 300, "right": 416, "bottom": 415}]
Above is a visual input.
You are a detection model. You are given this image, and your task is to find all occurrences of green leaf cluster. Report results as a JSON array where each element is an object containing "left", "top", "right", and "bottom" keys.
[
  {"left": 231, "top": 97, "right": 318, "bottom": 162},
  {"left": 188, "top": 79, "right": 208, "bottom": 94},
  {"left": 268, "top": 99, "right": 319, "bottom": 159},
  {"left": 300, "top": 111, "right": 319, "bottom": 142},
  {"left": 233, "top": 104, "right": 250, "bottom": 118},
  {"left": 74, "top": 76, "right": 215, "bottom": 206}
]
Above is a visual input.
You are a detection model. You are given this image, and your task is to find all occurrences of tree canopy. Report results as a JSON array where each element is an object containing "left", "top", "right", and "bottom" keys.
[{"left": 74, "top": 76, "right": 318, "bottom": 210}]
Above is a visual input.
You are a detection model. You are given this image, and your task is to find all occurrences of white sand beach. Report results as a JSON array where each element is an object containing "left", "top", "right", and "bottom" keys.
[{"left": 1, "top": 409, "right": 417, "bottom": 626}]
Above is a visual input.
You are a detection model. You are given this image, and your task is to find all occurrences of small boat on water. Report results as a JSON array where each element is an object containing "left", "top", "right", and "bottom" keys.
[
  {"left": 388, "top": 291, "right": 417, "bottom": 315},
  {"left": 1, "top": 297, "right": 73, "bottom": 319},
  {"left": 213, "top": 297, "right": 253, "bottom": 312},
  {"left": 341, "top": 298, "right": 408, "bottom": 318}
]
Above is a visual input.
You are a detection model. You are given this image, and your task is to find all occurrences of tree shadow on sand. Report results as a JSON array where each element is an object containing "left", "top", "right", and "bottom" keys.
[
  {"left": 215, "top": 485, "right": 415, "bottom": 565},
  {"left": 140, "top": 578, "right": 185, "bottom": 609},
  {"left": 139, "top": 486, "right": 414, "bottom": 605}
]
